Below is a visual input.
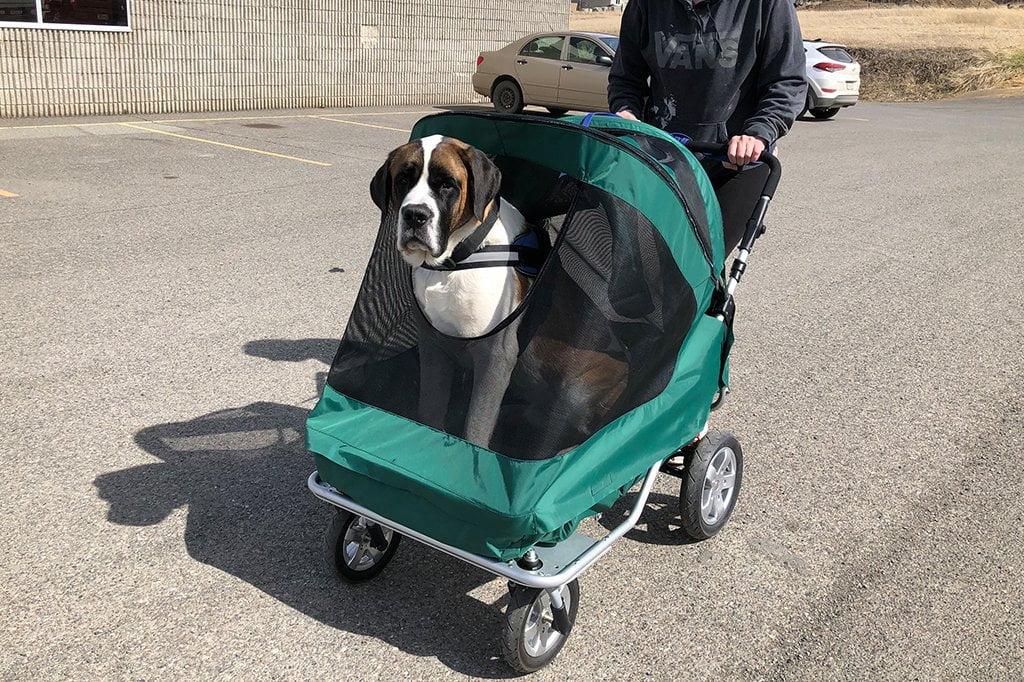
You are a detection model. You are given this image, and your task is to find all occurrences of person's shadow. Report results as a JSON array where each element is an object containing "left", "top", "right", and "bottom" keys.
[{"left": 94, "top": 341, "right": 516, "bottom": 677}]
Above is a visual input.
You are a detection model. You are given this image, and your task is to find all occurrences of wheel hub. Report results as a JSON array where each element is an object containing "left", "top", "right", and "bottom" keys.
[
  {"left": 523, "top": 587, "right": 570, "bottom": 657},
  {"left": 342, "top": 517, "right": 392, "bottom": 571},
  {"left": 700, "top": 447, "right": 737, "bottom": 525}
]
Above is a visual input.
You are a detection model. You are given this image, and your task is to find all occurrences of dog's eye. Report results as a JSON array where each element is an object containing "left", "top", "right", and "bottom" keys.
[
  {"left": 438, "top": 179, "right": 457, "bottom": 193},
  {"left": 395, "top": 167, "right": 417, "bottom": 190}
]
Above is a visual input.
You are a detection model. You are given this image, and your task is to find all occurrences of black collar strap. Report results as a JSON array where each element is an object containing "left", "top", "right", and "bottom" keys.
[
  {"left": 446, "top": 196, "right": 501, "bottom": 266},
  {"left": 422, "top": 198, "right": 502, "bottom": 271},
  {"left": 419, "top": 199, "right": 550, "bottom": 275}
]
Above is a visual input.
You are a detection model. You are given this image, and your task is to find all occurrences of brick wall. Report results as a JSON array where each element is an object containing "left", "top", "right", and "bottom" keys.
[{"left": 0, "top": 0, "right": 569, "bottom": 118}]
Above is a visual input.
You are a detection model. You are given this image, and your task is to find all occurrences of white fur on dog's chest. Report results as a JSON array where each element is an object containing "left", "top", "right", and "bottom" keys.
[
  {"left": 413, "top": 267, "right": 518, "bottom": 338},
  {"left": 412, "top": 200, "right": 527, "bottom": 338}
]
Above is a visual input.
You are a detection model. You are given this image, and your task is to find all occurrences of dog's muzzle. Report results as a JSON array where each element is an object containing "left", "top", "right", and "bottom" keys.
[{"left": 399, "top": 203, "right": 441, "bottom": 256}]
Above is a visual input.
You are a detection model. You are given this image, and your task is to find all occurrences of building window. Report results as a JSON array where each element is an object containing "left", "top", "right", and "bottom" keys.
[{"left": 0, "top": 0, "right": 130, "bottom": 31}]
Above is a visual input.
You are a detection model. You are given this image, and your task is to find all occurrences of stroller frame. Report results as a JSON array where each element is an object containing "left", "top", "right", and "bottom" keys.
[
  {"left": 308, "top": 136, "right": 780, "bottom": 673},
  {"left": 309, "top": 454, "right": 666, "bottom": 591}
]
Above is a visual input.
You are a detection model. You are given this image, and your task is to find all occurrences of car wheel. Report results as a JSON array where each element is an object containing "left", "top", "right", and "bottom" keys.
[
  {"left": 810, "top": 107, "right": 840, "bottom": 120},
  {"left": 491, "top": 80, "right": 524, "bottom": 114}
]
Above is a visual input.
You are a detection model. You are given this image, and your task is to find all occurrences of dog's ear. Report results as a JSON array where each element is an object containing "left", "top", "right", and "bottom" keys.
[
  {"left": 465, "top": 148, "right": 502, "bottom": 222},
  {"left": 369, "top": 156, "right": 391, "bottom": 212}
]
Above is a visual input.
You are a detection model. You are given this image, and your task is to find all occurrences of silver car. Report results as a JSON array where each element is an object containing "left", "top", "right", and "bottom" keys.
[{"left": 473, "top": 32, "right": 619, "bottom": 115}]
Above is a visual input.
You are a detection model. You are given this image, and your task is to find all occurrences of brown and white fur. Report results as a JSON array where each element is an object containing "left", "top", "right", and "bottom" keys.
[{"left": 370, "top": 134, "right": 532, "bottom": 443}]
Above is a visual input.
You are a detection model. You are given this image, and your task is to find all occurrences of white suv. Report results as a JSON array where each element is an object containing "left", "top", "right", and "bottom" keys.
[{"left": 803, "top": 40, "right": 860, "bottom": 119}]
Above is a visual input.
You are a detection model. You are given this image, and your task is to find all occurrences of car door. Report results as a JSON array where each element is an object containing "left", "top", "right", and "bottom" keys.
[
  {"left": 514, "top": 35, "right": 566, "bottom": 104},
  {"left": 556, "top": 37, "right": 614, "bottom": 110}
]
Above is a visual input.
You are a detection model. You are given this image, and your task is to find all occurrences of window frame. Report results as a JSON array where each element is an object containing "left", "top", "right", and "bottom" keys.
[
  {"left": 567, "top": 36, "right": 608, "bottom": 66},
  {"left": 518, "top": 34, "right": 567, "bottom": 61},
  {"left": 0, "top": 0, "right": 132, "bottom": 33}
]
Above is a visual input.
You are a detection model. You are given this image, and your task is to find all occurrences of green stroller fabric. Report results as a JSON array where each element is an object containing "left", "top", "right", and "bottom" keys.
[{"left": 306, "top": 112, "right": 729, "bottom": 562}]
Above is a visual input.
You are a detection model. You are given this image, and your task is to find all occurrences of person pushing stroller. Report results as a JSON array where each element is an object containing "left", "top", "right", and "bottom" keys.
[{"left": 609, "top": 0, "right": 806, "bottom": 253}]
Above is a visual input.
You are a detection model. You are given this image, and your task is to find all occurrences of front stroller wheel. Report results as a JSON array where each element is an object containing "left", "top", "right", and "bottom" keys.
[
  {"left": 501, "top": 580, "right": 579, "bottom": 673},
  {"left": 325, "top": 509, "right": 401, "bottom": 582},
  {"left": 678, "top": 430, "right": 743, "bottom": 540}
]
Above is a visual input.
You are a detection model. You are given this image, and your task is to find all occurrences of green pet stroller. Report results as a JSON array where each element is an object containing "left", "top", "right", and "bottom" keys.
[{"left": 306, "top": 111, "right": 781, "bottom": 672}]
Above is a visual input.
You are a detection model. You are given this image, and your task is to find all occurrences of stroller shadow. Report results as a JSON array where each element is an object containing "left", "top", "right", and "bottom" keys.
[
  {"left": 243, "top": 338, "right": 334, "bottom": 399},
  {"left": 95, "top": 363, "right": 517, "bottom": 676},
  {"left": 243, "top": 337, "right": 336, "bottom": 364},
  {"left": 598, "top": 490, "right": 700, "bottom": 546}
]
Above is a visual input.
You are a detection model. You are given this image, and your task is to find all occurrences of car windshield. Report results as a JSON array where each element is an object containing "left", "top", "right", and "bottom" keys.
[{"left": 599, "top": 37, "right": 619, "bottom": 53}]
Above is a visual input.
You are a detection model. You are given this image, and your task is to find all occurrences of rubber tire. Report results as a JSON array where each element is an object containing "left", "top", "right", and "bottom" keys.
[
  {"left": 810, "top": 107, "right": 840, "bottom": 119},
  {"left": 492, "top": 79, "right": 524, "bottom": 114},
  {"left": 501, "top": 581, "right": 579, "bottom": 673},
  {"left": 546, "top": 107, "right": 569, "bottom": 116},
  {"left": 325, "top": 509, "right": 401, "bottom": 583},
  {"left": 678, "top": 430, "right": 743, "bottom": 541}
]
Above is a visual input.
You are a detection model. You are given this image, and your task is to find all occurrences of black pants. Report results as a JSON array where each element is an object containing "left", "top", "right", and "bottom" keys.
[{"left": 701, "top": 161, "right": 771, "bottom": 255}]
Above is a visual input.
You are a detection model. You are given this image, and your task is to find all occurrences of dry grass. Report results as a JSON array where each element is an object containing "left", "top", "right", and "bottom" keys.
[
  {"left": 568, "top": 9, "right": 626, "bottom": 35},
  {"left": 798, "top": 7, "right": 1024, "bottom": 50},
  {"left": 570, "top": 7, "right": 1024, "bottom": 50},
  {"left": 850, "top": 46, "right": 1022, "bottom": 98},
  {"left": 800, "top": 7, "right": 1024, "bottom": 98},
  {"left": 568, "top": 7, "right": 1024, "bottom": 100},
  {"left": 569, "top": 9, "right": 625, "bottom": 35}
]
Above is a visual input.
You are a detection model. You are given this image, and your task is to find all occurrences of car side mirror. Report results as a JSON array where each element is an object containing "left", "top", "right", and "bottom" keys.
[{"left": 597, "top": 54, "right": 613, "bottom": 67}]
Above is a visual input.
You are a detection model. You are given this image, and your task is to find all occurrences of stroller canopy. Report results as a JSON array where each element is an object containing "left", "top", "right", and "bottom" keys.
[{"left": 307, "top": 113, "right": 730, "bottom": 561}]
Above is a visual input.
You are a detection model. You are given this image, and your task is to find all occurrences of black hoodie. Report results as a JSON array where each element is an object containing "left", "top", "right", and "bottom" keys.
[{"left": 608, "top": 0, "right": 806, "bottom": 146}]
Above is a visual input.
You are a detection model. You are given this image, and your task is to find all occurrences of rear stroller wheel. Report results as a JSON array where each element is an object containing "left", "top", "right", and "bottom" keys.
[
  {"left": 325, "top": 509, "right": 401, "bottom": 582},
  {"left": 678, "top": 430, "right": 743, "bottom": 540},
  {"left": 501, "top": 580, "right": 579, "bottom": 673}
]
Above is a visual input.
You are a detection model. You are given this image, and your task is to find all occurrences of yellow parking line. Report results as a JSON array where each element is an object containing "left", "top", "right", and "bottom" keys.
[
  {"left": 0, "top": 121, "right": 112, "bottom": 130},
  {"left": 0, "top": 189, "right": 18, "bottom": 198},
  {"left": 0, "top": 114, "right": 315, "bottom": 130},
  {"left": 149, "top": 114, "right": 320, "bottom": 125},
  {"left": 0, "top": 110, "right": 436, "bottom": 131},
  {"left": 118, "top": 122, "right": 331, "bottom": 166},
  {"left": 313, "top": 116, "right": 411, "bottom": 133},
  {"left": 313, "top": 110, "right": 434, "bottom": 118}
]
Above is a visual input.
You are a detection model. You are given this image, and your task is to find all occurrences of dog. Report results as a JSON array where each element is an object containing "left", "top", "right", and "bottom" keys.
[
  {"left": 370, "top": 134, "right": 533, "bottom": 337},
  {"left": 370, "top": 134, "right": 538, "bottom": 445}
]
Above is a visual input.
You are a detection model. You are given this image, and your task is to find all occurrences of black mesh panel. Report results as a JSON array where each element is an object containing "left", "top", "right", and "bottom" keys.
[
  {"left": 613, "top": 132, "right": 713, "bottom": 269},
  {"left": 328, "top": 173, "right": 695, "bottom": 461}
]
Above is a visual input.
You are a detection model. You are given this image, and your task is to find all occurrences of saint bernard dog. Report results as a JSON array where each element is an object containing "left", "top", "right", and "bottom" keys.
[{"left": 370, "top": 134, "right": 540, "bottom": 445}]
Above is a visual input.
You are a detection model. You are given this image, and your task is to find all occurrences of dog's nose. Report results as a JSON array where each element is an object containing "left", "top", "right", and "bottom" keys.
[{"left": 401, "top": 204, "right": 431, "bottom": 229}]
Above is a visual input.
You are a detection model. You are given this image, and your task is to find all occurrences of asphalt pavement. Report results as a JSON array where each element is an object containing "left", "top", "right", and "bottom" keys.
[{"left": 1, "top": 97, "right": 1022, "bottom": 680}]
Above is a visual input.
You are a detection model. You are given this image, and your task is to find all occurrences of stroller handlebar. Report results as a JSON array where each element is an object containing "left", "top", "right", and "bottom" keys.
[
  {"left": 680, "top": 140, "right": 781, "bottom": 322},
  {"left": 681, "top": 140, "right": 782, "bottom": 200}
]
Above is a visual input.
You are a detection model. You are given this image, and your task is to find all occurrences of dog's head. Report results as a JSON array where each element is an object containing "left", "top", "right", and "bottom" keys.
[{"left": 370, "top": 134, "right": 501, "bottom": 267}]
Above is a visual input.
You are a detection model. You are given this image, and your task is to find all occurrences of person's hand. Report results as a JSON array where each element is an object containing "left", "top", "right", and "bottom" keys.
[
  {"left": 726, "top": 135, "right": 766, "bottom": 167},
  {"left": 616, "top": 109, "right": 639, "bottom": 121}
]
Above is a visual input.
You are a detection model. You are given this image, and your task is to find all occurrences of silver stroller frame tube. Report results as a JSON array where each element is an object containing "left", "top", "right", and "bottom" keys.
[{"left": 307, "top": 458, "right": 663, "bottom": 590}]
